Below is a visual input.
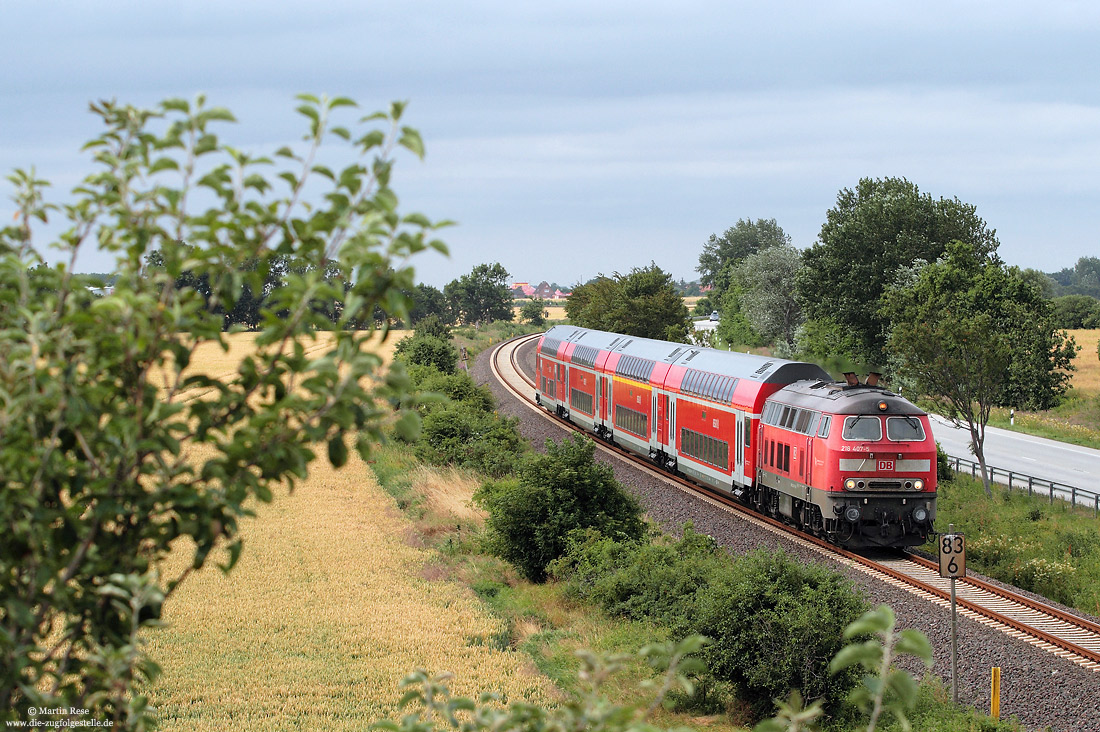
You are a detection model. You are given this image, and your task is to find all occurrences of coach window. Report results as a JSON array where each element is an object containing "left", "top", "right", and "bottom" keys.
[{"left": 843, "top": 416, "right": 882, "bottom": 441}]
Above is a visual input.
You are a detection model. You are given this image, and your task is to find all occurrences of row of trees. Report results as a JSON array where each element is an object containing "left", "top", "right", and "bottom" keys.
[
  {"left": 694, "top": 178, "right": 1079, "bottom": 494},
  {"left": 144, "top": 245, "right": 518, "bottom": 330}
]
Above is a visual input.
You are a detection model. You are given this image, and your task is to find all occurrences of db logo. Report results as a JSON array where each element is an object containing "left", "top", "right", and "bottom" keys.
[{"left": 877, "top": 460, "right": 895, "bottom": 471}]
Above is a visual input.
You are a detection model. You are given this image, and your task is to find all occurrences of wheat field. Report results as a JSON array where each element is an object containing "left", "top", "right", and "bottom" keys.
[
  {"left": 1068, "top": 329, "right": 1100, "bottom": 394},
  {"left": 147, "top": 332, "right": 555, "bottom": 730}
]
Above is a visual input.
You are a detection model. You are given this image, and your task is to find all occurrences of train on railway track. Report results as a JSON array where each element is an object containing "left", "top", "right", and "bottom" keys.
[{"left": 534, "top": 325, "right": 937, "bottom": 548}]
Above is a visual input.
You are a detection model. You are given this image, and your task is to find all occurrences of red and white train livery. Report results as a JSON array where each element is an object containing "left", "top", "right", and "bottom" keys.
[{"left": 534, "top": 325, "right": 937, "bottom": 548}]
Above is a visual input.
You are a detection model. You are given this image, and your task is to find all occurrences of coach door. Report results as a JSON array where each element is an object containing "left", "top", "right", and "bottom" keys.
[
  {"left": 657, "top": 393, "right": 669, "bottom": 448},
  {"left": 733, "top": 409, "right": 746, "bottom": 486},
  {"left": 600, "top": 376, "right": 610, "bottom": 422}
]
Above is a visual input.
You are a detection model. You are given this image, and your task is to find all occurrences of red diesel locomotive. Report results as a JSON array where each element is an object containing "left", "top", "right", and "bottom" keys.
[{"left": 534, "top": 325, "right": 936, "bottom": 548}]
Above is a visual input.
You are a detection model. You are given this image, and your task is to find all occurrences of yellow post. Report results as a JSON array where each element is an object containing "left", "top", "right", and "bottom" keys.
[{"left": 991, "top": 667, "right": 1001, "bottom": 718}]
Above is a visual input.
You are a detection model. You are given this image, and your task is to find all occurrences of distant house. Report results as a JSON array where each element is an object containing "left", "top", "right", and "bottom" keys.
[
  {"left": 553, "top": 289, "right": 571, "bottom": 299},
  {"left": 532, "top": 281, "right": 554, "bottom": 299},
  {"left": 510, "top": 281, "right": 536, "bottom": 298}
]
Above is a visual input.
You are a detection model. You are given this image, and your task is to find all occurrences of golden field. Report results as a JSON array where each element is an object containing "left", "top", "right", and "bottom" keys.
[
  {"left": 147, "top": 332, "right": 555, "bottom": 730},
  {"left": 512, "top": 300, "right": 568, "bottom": 322},
  {"left": 1067, "top": 329, "right": 1100, "bottom": 394}
]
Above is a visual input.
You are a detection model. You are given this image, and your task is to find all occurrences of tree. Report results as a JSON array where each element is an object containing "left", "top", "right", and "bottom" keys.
[
  {"left": 715, "top": 285, "right": 764, "bottom": 349},
  {"left": 1051, "top": 294, "right": 1100, "bottom": 329},
  {"left": 406, "top": 282, "right": 451, "bottom": 325},
  {"left": 444, "top": 262, "right": 513, "bottom": 325},
  {"left": 1049, "top": 256, "right": 1100, "bottom": 298},
  {"left": 0, "top": 95, "right": 446, "bottom": 727},
  {"left": 885, "top": 241, "right": 1077, "bottom": 494},
  {"left": 799, "top": 177, "right": 1000, "bottom": 366},
  {"left": 696, "top": 218, "right": 790, "bottom": 298},
  {"left": 520, "top": 297, "right": 549, "bottom": 326},
  {"left": 729, "top": 245, "right": 804, "bottom": 349},
  {"left": 566, "top": 263, "right": 690, "bottom": 341}
]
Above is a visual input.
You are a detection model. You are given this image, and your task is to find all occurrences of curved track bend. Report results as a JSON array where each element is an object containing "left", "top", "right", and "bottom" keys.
[{"left": 490, "top": 333, "right": 1100, "bottom": 672}]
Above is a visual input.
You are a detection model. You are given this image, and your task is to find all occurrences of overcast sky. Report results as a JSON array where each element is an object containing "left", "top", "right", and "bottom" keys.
[{"left": 2, "top": 1, "right": 1098, "bottom": 287}]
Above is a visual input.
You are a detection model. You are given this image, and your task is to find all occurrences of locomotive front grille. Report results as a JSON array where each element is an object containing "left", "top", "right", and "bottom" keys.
[{"left": 867, "top": 481, "right": 903, "bottom": 490}]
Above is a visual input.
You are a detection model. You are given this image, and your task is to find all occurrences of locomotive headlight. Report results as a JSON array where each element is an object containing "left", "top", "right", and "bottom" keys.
[
  {"left": 913, "top": 479, "right": 924, "bottom": 490},
  {"left": 843, "top": 506, "right": 861, "bottom": 523},
  {"left": 844, "top": 478, "right": 857, "bottom": 490},
  {"left": 912, "top": 507, "right": 929, "bottom": 524}
]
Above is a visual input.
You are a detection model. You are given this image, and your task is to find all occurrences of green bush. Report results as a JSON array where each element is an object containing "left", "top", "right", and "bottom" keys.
[
  {"left": 476, "top": 433, "right": 646, "bottom": 582},
  {"left": 410, "top": 366, "right": 495, "bottom": 414},
  {"left": 688, "top": 550, "right": 867, "bottom": 718},
  {"left": 415, "top": 402, "right": 527, "bottom": 477},
  {"left": 412, "top": 314, "right": 453, "bottom": 340},
  {"left": 553, "top": 526, "right": 727, "bottom": 625},
  {"left": 394, "top": 334, "right": 459, "bottom": 373},
  {"left": 935, "top": 441, "right": 954, "bottom": 482},
  {"left": 1011, "top": 557, "right": 1079, "bottom": 606}
]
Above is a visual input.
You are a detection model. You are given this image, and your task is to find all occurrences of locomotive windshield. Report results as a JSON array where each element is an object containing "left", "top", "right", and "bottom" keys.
[
  {"left": 842, "top": 415, "right": 882, "bottom": 441},
  {"left": 886, "top": 416, "right": 926, "bottom": 441}
]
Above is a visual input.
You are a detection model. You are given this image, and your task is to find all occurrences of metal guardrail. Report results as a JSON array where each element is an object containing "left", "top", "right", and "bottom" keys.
[{"left": 946, "top": 454, "right": 1100, "bottom": 517}]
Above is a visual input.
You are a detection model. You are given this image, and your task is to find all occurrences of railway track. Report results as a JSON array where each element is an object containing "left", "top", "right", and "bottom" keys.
[{"left": 490, "top": 332, "right": 1100, "bottom": 673}]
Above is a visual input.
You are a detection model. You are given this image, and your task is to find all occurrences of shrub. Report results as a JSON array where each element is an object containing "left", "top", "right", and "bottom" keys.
[
  {"left": 411, "top": 367, "right": 495, "bottom": 414},
  {"left": 1011, "top": 557, "right": 1079, "bottom": 606},
  {"left": 394, "top": 334, "right": 459, "bottom": 373},
  {"left": 687, "top": 550, "right": 868, "bottom": 717},
  {"left": 476, "top": 433, "right": 645, "bottom": 582},
  {"left": 935, "top": 441, "right": 954, "bottom": 482},
  {"left": 413, "top": 314, "right": 453, "bottom": 340},
  {"left": 415, "top": 402, "right": 527, "bottom": 477},
  {"left": 553, "top": 525, "right": 727, "bottom": 625}
]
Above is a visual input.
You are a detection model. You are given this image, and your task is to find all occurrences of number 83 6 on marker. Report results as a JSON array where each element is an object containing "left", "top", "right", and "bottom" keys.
[{"left": 938, "top": 533, "right": 967, "bottom": 579}]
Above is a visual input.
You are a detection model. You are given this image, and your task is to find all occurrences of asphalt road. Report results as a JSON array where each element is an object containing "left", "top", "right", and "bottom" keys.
[{"left": 930, "top": 414, "right": 1100, "bottom": 505}]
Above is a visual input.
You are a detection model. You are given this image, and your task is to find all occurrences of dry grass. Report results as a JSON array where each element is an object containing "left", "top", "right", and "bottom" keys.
[
  {"left": 410, "top": 465, "right": 485, "bottom": 523},
  {"left": 146, "top": 330, "right": 554, "bottom": 730},
  {"left": 1067, "top": 329, "right": 1100, "bottom": 395}
]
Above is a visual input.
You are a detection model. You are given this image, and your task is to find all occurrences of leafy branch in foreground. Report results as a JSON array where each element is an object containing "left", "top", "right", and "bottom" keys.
[
  {"left": 372, "top": 637, "right": 706, "bottom": 732},
  {"left": 1, "top": 94, "right": 446, "bottom": 728},
  {"left": 829, "top": 605, "right": 933, "bottom": 732}
]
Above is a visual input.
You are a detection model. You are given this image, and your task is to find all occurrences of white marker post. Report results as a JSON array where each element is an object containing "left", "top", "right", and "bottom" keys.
[{"left": 939, "top": 523, "right": 967, "bottom": 704}]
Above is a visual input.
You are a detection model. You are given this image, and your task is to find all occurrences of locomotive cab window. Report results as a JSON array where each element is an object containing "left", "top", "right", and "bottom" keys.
[
  {"left": 886, "top": 416, "right": 925, "bottom": 441},
  {"left": 842, "top": 416, "right": 882, "bottom": 441}
]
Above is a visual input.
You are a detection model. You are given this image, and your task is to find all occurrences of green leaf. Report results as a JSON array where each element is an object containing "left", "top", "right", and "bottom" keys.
[
  {"left": 357, "top": 130, "right": 385, "bottom": 150},
  {"left": 312, "top": 165, "right": 335, "bottom": 181},
  {"left": 328, "top": 96, "right": 358, "bottom": 109},
  {"left": 295, "top": 93, "right": 321, "bottom": 105},
  {"left": 161, "top": 98, "right": 190, "bottom": 113},
  {"left": 149, "top": 157, "right": 179, "bottom": 174},
  {"left": 275, "top": 145, "right": 296, "bottom": 158},
  {"left": 398, "top": 127, "right": 424, "bottom": 159},
  {"left": 327, "top": 434, "right": 349, "bottom": 468},
  {"left": 829, "top": 640, "right": 880, "bottom": 674},
  {"left": 895, "top": 629, "right": 933, "bottom": 665},
  {"left": 296, "top": 104, "right": 320, "bottom": 124},
  {"left": 843, "top": 605, "right": 894, "bottom": 639}
]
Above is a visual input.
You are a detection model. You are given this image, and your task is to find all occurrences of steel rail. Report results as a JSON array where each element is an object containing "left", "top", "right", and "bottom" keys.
[{"left": 492, "top": 333, "right": 1100, "bottom": 669}]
